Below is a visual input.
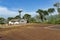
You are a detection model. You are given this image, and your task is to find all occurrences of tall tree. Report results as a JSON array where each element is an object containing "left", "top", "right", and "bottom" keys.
[
  {"left": 54, "top": 2, "right": 60, "bottom": 8},
  {"left": 43, "top": 10, "right": 48, "bottom": 20},
  {"left": 48, "top": 8, "right": 55, "bottom": 14},
  {"left": 23, "top": 14, "right": 31, "bottom": 22},
  {"left": 36, "top": 9, "right": 48, "bottom": 22},
  {"left": 36, "top": 9, "right": 44, "bottom": 22},
  {"left": 54, "top": 2, "right": 60, "bottom": 15},
  {"left": 47, "top": 8, "right": 55, "bottom": 23},
  {"left": 43, "top": 10, "right": 48, "bottom": 15},
  {"left": 57, "top": 8, "right": 60, "bottom": 14}
]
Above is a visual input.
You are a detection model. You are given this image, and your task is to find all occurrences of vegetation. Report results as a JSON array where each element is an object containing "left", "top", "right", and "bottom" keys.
[
  {"left": 14, "top": 15, "right": 21, "bottom": 19},
  {"left": 7, "top": 17, "right": 14, "bottom": 21},
  {"left": 48, "top": 8, "right": 55, "bottom": 14},
  {"left": 0, "top": 2, "right": 60, "bottom": 24},
  {"left": 54, "top": 2, "right": 60, "bottom": 17},
  {"left": 23, "top": 14, "right": 31, "bottom": 23},
  {"left": 0, "top": 17, "right": 5, "bottom": 24}
]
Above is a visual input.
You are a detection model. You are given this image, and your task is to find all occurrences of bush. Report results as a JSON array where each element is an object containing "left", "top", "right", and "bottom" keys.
[
  {"left": 0, "top": 22, "right": 5, "bottom": 25},
  {"left": 55, "top": 19, "right": 60, "bottom": 24}
]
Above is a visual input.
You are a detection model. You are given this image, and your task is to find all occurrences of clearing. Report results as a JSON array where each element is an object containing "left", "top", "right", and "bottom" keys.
[{"left": 0, "top": 23, "right": 60, "bottom": 40}]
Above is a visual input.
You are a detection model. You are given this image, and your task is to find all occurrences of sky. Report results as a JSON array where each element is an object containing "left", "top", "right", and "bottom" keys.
[{"left": 0, "top": 0, "right": 60, "bottom": 18}]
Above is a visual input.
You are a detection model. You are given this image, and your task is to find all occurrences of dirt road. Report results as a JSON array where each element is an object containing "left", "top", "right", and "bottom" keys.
[{"left": 0, "top": 24, "right": 60, "bottom": 40}]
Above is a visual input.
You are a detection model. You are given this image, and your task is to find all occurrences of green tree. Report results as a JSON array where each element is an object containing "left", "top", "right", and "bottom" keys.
[
  {"left": 36, "top": 9, "right": 48, "bottom": 22},
  {"left": 48, "top": 8, "right": 55, "bottom": 14},
  {"left": 57, "top": 8, "right": 60, "bottom": 14},
  {"left": 47, "top": 8, "right": 55, "bottom": 23},
  {"left": 34, "top": 15, "right": 41, "bottom": 22},
  {"left": 14, "top": 15, "right": 21, "bottom": 19},
  {"left": 36, "top": 9, "right": 44, "bottom": 22},
  {"left": 7, "top": 17, "right": 14, "bottom": 21},
  {"left": 0, "top": 17, "right": 5, "bottom": 24},
  {"left": 34, "top": 15, "right": 40, "bottom": 20},
  {"left": 30, "top": 18, "right": 36, "bottom": 23},
  {"left": 43, "top": 10, "right": 48, "bottom": 20},
  {"left": 54, "top": 2, "right": 60, "bottom": 16},
  {"left": 0, "top": 17, "right": 5, "bottom": 21},
  {"left": 54, "top": 2, "right": 60, "bottom": 8},
  {"left": 23, "top": 14, "right": 31, "bottom": 22}
]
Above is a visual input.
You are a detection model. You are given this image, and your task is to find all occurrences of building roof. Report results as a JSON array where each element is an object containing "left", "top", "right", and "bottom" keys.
[{"left": 9, "top": 19, "right": 27, "bottom": 22}]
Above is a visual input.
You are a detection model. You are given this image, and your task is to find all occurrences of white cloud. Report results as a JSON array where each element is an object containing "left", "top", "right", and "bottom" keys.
[
  {"left": 0, "top": 6, "right": 37, "bottom": 18},
  {"left": 0, "top": 6, "right": 58, "bottom": 18},
  {"left": 0, "top": 6, "right": 18, "bottom": 18}
]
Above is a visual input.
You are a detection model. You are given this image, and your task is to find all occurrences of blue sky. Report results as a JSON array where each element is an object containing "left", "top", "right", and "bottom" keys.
[{"left": 0, "top": 0, "right": 60, "bottom": 18}]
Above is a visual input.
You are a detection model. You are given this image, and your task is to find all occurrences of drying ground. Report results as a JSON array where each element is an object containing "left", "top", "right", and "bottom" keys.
[{"left": 0, "top": 23, "right": 60, "bottom": 40}]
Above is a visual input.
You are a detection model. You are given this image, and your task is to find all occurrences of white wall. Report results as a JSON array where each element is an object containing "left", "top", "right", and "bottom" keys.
[
  {"left": 9, "top": 20, "right": 27, "bottom": 25},
  {"left": 9, "top": 21, "right": 19, "bottom": 25}
]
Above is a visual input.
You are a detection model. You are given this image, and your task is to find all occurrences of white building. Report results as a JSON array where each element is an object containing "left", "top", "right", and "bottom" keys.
[{"left": 9, "top": 19, "right": 27, "bottom": 25}]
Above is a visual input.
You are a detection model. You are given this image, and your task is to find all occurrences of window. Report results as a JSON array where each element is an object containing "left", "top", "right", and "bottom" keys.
[{"left": 21, "top": 21, "right": 24, "bottom": 22}]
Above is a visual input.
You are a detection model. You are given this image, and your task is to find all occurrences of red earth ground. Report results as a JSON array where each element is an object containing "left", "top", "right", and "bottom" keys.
[{"left": 0, "top": 23, "right": 60, "bottom": 40}]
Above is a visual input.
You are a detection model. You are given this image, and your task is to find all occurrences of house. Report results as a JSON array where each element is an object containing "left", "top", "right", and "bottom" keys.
[{"left": 9, "top": 19, "right": 27, "bottom": 25}]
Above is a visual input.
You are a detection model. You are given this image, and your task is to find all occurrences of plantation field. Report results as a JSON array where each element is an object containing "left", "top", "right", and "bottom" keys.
[{"left": 0, "top": 23, "right": 60, "bottom": 40}]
